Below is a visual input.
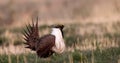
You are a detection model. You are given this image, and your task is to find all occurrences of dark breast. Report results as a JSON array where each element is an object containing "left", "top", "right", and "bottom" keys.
[{"left": 36, "top": 34, "right": 55, "bottom": 58}]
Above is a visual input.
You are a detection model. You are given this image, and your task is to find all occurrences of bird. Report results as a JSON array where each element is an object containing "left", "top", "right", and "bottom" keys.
[{"left": 23, "top": 21, "right": 65, "bottom": 58}]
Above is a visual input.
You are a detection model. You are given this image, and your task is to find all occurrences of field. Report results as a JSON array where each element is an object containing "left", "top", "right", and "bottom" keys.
[
  {"left": 0, "top": 0, "right": 120, "bottom": 63},
  {"left": 0, "top": 21, "right": 120, "bottom": 63}
]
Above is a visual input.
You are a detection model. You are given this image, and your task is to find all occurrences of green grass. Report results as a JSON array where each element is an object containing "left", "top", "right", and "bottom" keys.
[
  {"left": 0, "top": 36, "right": 9, "bottom": 46},
  {"left": 0, "top": 47, "right": 120, "bottom": 63},
  {"left": 0, "top": 22, "right": 120, "bottom": 63}
]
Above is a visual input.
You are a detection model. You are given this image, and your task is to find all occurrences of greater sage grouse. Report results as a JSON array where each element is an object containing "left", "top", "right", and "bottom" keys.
[{"left": 23, "top": 21, "right": 65, "bottom": 58}]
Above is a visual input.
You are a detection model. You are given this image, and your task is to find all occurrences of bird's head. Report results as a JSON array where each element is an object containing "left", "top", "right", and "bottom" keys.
[{"left": 50, "top": 24, "right": 64, "bottom": 30}]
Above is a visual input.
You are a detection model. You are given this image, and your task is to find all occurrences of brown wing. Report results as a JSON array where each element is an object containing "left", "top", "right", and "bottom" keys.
[
  {"left": 23, "top": 20, "right": 39, "bottom": 51},
  {"left": 36, "top": 34, "right": 55, "bottom": 58}
]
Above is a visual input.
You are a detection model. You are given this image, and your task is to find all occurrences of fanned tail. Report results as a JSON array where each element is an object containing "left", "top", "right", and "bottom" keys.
[{"left": 23, "top": 20, "right": 39, "bottom": 51}]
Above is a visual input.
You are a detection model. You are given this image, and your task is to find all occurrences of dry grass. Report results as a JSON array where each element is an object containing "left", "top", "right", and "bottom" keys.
[{"left": 0, "top": 0, "right": 120, "bottom": 62}]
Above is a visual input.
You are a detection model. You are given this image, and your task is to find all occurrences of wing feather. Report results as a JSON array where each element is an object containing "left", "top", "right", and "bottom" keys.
[
  {"left": 23, "top": 20, "right": 39, "bottom": 50},
  {"left": 36, "top": 34, "right": 55, "bottom": 58}
]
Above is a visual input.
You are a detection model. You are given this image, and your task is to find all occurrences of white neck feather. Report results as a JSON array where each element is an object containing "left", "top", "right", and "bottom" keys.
[
  {"left": 51, "top": 28, "right": 63, "bottom": 38},
  {"left": 51, "top": 28, "right": 65, "bottom": 54}
]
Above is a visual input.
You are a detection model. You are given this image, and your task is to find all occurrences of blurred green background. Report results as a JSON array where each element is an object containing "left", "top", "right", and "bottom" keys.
[{"left": 0, "top": 0, "right": 120, "bottom": 63}]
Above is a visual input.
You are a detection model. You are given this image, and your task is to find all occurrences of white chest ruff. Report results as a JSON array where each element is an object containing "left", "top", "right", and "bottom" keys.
[{"left": 51, "top": 28, "right": 65, "bottom": 54}]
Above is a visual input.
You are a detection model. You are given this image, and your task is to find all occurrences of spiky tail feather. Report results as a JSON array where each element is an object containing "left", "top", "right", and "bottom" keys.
[{"left": 23, "top": 20, "right": 39, "bottom": 51}]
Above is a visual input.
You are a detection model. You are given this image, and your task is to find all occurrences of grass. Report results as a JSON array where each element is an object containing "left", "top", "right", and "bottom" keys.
[
  {"left": 0, "top": 47, "right": 120, "bottom": 63},
  {"left": 0, "top": 36, "right": 9, "bottom": 46},
  {"left": 0, "top": 22, "right": 120, "bottom": 63}
]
